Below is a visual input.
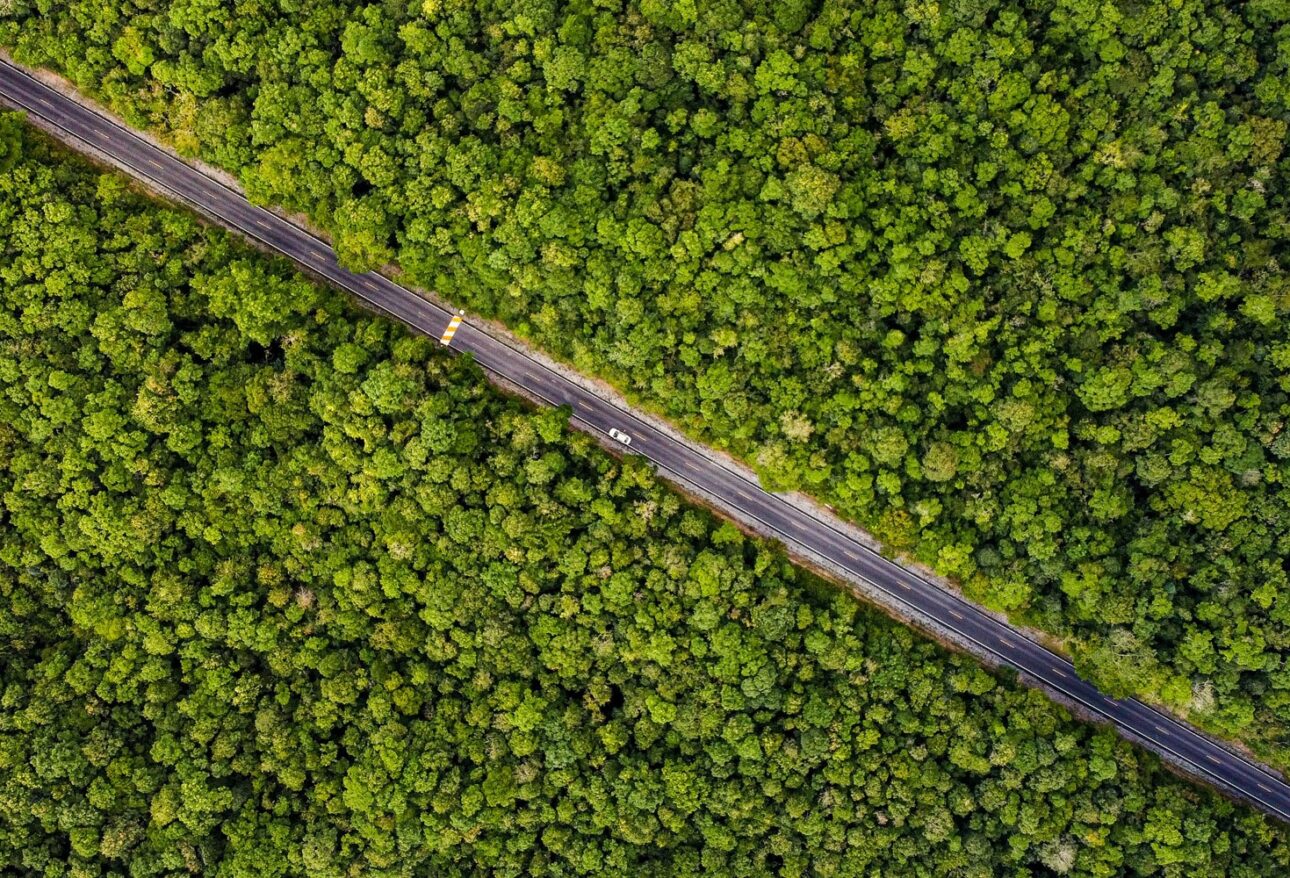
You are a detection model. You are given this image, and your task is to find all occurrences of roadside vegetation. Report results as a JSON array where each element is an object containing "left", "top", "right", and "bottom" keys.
[
  {"left": 3, "top": 117, "right": 1290, "bottom": 875},
  {"left": 4, "top": 0, "right": 1288, "bottom": 759}
]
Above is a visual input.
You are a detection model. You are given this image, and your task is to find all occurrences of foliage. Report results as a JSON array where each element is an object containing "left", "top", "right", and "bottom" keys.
[
  {"left": 0, "top": 111, "right": 20, "bottom": 174},
  {"left": 2, "top": 124, "right": 1289, "bottom": 876},
  {"left": 4, "top": 0, "right": 1288, "bottom": 755}
]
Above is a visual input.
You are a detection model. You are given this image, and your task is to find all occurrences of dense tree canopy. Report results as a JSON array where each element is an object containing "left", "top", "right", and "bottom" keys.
[
  {"left": 3, "top": 119, "right": 1290, "bottom": 876},
  {"left": 5, "top": 0, "right": 1288, "bottom": 756}
]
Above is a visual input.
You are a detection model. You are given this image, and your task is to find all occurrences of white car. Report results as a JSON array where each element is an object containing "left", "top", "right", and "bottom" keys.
[{"left": 608, "top": 428, "right": 632, "bottom": 447}]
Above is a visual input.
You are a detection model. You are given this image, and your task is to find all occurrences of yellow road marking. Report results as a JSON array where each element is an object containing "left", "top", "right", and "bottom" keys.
[{"left": 439, "top": 312, "right": 464, "bottom": 346}]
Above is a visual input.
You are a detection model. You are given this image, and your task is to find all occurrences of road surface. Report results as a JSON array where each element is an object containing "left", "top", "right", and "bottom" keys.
[{"left": 4, "top": 56, "right": 1289, "bottom": 824}]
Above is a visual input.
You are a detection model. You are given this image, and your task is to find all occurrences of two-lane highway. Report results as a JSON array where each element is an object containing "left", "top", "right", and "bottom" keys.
[{"left": 4, "top": 56, "right": 1289, "bottom": 823}]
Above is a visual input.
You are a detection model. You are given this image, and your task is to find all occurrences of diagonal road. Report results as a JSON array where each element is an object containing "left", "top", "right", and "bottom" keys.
[{"left": 4, "top": 56, "right": 1289, "bottom": 824}]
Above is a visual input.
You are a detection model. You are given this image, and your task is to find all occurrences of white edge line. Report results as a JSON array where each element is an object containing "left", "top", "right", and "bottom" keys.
[{"left": 7, "top": 58, "right": 1287, "bottom": 824}]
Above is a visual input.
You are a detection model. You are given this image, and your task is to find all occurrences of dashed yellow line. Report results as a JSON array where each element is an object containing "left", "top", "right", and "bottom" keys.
[{"left": 439, "top": 311, "right": 464, "bottom": 346}]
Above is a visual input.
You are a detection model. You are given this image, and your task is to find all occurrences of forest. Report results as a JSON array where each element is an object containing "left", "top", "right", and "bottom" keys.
[
  {"left": 4, "top": 0, "right": 1288, "bottom": 760},
  {"left": 3, "top": 115, "right": 1290, "bottom": 875}
]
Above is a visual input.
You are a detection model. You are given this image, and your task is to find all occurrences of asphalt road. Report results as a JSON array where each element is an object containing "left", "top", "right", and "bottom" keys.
[{"left": 4, "top": 57, "right": 1290, "bottom": 824}]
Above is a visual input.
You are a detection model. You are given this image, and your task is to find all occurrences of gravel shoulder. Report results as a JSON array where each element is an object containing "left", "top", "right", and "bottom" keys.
[{"left": 4, "top": 50, "right": 1281, "bottom": 802}]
